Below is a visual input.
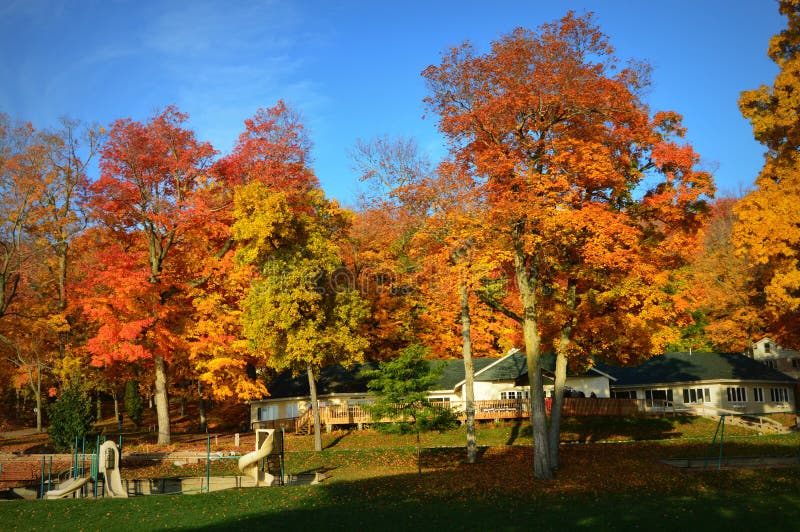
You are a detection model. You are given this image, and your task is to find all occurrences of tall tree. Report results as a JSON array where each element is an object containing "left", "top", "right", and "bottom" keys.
[
  {"left": 735, "top": 0, "right": 800, "bottom": 348},
  {"left": 85, "top": 106, "right": 215, "bottom": 444},
  {"left": 233, "top": 181, "right": 369, "bottom": 452},
  {"left": 423, "top": 13, "right": 712, "bottom": 478}
]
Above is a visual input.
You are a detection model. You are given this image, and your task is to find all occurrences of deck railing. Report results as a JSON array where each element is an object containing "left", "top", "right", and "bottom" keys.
[{"left": 275, "top": 398, "right": 643, "bottom": 432}]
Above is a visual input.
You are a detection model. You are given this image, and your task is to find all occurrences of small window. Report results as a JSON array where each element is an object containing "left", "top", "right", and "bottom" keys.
[
  {"left": 257, "top": 405, "right": 277, "bottom": 421},
  {"left": 770, "top": 388, "right": 789, "bottom": 402},
  {"left": 500, "top": 390, "right": 529, "bottom": 400},
  {"left": 753, "top": 388, "right": 764, "bottom": 403},
  {"left": 726, "top": 387, "right": 747, "bottom": 402},
  {"left": 611, "top": 390, "right": 637, "bottom": 399},
  {"left": 765, "top": 342, "right": 771, "bottom": 353},
  {"left": 765, "top": 360, "right": 777, "bottom": 369},
  {"left": 792, "top": 358, "right": 800, "bottom": 369},
  {"left": 682, "top": 388, "right": 710, "bottom": 403}
]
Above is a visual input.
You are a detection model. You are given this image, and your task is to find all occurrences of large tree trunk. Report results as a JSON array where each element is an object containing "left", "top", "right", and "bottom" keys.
[
  {"left": 513, "top": 233, "right": 552, "bottom": 479},
  {"left": 307, "top": 364, "right": 322, "bottom": 452},
  {"left": 154, "top": 355, "right": 171, "bottom": 445},
  {"left": 460, "top": 282, "right": 477, "bottom": 464}
]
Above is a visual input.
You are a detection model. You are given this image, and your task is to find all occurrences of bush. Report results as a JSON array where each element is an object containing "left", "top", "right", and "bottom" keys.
[
  {"left": 124, "top": 380, "right": 143, "bottom": 427},
  {"left": 48, "top": 383, "right": 95, "bottom": 452}
]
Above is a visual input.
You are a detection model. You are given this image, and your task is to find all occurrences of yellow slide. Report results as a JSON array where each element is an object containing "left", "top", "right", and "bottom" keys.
[{"left": 237, "top": 429, "right": 277, "bottom": 486}]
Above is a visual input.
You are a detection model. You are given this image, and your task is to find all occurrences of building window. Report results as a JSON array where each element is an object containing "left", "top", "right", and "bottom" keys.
[
  {"left": 500, "top": 390, "right": 529, "bottom": 400},
  {"left": 682, "top": 388, "right": 710, "bottom": 403},
  {"left": 611, "top": 390, "right": 637, "bottom": 399},
  {"left": 257, "top": 405, "right": 277, "bottom": 421},
  {"left": 429, "top": 397, "right": 451, "bottom": 405},
  {"left": 765, "top": 360, "right": 777, "bottom": 369},
  {"left": 792, "top": 358, "right": 800, "bottom": 369},
  {"left": 764, "top": 342, "right": 771, "bottom": 353},
  {"left": 286, "top": 404, "right": 299, "bottom": 418},
  {"left": 644, "top": 389, "right": 673, "bottom": 407},
  {"left": 753, "top": 387, "right": 765, "bottom": 402},
  {"left": 726, "top": 387, "right": 747, "bottom": 402},
  {"left": 770, "top": 388, "right": 789, "bottom": 402}
]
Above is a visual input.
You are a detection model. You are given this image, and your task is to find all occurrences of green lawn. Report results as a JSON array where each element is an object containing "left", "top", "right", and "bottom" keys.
[{"left": 3, "top": 417, "right": 799, "bottom": 531}]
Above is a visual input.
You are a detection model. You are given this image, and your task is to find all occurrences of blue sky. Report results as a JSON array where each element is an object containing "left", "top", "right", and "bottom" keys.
[{"left": 0, "top": 1, "right": 783, "bottom": 206}]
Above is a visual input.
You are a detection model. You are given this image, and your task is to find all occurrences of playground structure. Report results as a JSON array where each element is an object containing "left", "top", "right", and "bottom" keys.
[
  {"left": 43, "top": 439, "right": 127, "bottom": 499},
  {"left": 1, "top": 428, "right": 292, "bottom": 499},
  {"left": 662, "top": 410, "right": 800, "bottom": 470},
  {"left": 238, "top": 429, "right": 278, "bottom": 487}
]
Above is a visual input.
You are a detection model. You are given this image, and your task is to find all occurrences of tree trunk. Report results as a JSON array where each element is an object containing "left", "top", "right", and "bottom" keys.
[
  {"left": 34, "top": 365, "right": 42, "bottom": 433},
  {"left": 307, "top": 364, "right": 322, "bottom": 452},
  {"left": 96, "top": 392, "right": 102, "bottom": 422},
  {"left": 513, "top": 234, "right": 552, "bottom": 479},
  {"left": 548, "top": 279, "right": 576, "bottom": 470},
  {"left": 180, "top": 396, "right": 186, "bottom": 417},
  {"left": 547, "top": 348, "right": 568, "bottom": 469},
  {"left": 154, "top": 355, "right": 171, "bottom": 445},
  {"left": 198, "top": 381, "right": 207, "bottom": 432},
  {"left": 416, "top": 429, "right": 422, "bottom": 475},
  {"left": 460, "top": 282, "right": 477, "bottom": 464},
  {"left": 113, "top": 393, "right": 120, "bottom": 420}
]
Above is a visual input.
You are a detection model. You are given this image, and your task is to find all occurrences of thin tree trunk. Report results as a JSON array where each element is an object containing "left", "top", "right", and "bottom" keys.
[
  {"left": 307, "top": 364, "right": 322, "bottom": 452},
  {"left": 547, "top": 349, "right": 568, "bottom": 469},
  {"left": 34, "top": 364, "right": 42, "bottom": 432},
  {"left": 96, "top": 392, "right": 102, "bottom": 422},
  {"left": 513, "top": 235, "right": 552, "bottom": 479},
  {"left": 548, "top": 280, "right": 576, "bottom": 470},
  {"left": 113, "top": 393, "right": 120, "bottom": 420},
  {"left": 180, "top": 396, "right": 186, "bottom": 417},
  {"left": 416, "top": 429, "right": 422, "bottom": 475},
  {"left": 198, "top": 381, "right": 207, "bottom": 432},
  {"left": 154, "top": 355, "right": 171, "bottom": 445},
  {"left": 460, "top": 282, "right": 477, "bottom": 464}
]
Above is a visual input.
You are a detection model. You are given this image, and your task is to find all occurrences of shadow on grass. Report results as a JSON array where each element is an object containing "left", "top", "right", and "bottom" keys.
[
  {"left": 179, "top": 450, "right": 800, "bottom": 531},
  {"left": 324, "top": 430, "right": 352, "bottom": 450}
]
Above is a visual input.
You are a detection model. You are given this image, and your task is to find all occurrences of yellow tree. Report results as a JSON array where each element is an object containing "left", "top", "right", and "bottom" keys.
[
  {"left": 233, "top": 183, "right": 369, "bottom": 451},
  {"left": 735, "top": 0, "right": 800, "bottom": 347}
]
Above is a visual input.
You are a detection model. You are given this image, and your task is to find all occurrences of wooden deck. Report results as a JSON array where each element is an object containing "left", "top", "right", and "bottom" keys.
[{"left": 253, "top": 398, "right": 644, "bottom": 434}]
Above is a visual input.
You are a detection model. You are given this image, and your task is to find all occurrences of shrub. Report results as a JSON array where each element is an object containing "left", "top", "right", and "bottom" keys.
[
  {"left": 48, "top": 383, "right": 95, "bottom": 452},
  {"left": 124, "top": 380, "right": 143, "bottom": 427}
]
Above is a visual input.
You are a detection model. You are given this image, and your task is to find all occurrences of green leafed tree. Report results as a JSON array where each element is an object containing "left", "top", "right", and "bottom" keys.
[
  {"left": 48, "top": 382, "right": 95, "bottom": 452},
  {"left": 233, "top": 182, "right": 370, "bottom": 452},
  {"left": 362, "top": 344, "right": 458, "bottom": 474},
  {"left": 124, "top": 380, "right": 143, "bottom": 427}
]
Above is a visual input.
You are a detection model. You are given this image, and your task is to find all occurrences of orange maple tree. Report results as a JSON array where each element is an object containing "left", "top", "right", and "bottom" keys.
[
  {"left": 423, "top": 12, "right": 713, "bottom": 477},
  {"left": 84, "top": 106, "right": 216, "bottom": 444}
]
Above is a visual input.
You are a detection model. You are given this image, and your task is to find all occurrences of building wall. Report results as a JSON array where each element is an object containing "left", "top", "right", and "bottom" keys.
[
  {"left": 751, "top": 338, "right": 800, "bottom": 379},
  {"left": 611, "top": 381, "right": 796, "bottom": 414}
]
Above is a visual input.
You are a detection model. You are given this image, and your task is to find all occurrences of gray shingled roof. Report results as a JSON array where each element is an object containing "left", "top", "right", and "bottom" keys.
[
  {"left": 262, "top": 358, "right": 499, "bottom": 399},
  {"left": 597, "top": 352, "right": 797, "bottom": 386}
]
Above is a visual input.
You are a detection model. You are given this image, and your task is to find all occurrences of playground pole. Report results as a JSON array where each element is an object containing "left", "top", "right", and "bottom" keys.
[
  {"left": 39, "top": 456, "right": 45, "bottom": 499},
  {"left": 206, "top": 434, "right": 211, "bottom": 493},
  {"left": 717, "top": 416, "right": 726, "bottom": 470},
  {"left": 48, "top": 456, "right": 53, "bottom": 494},
  {"left": 81, "top": 437, "right": 86, "bottom": 477}
]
